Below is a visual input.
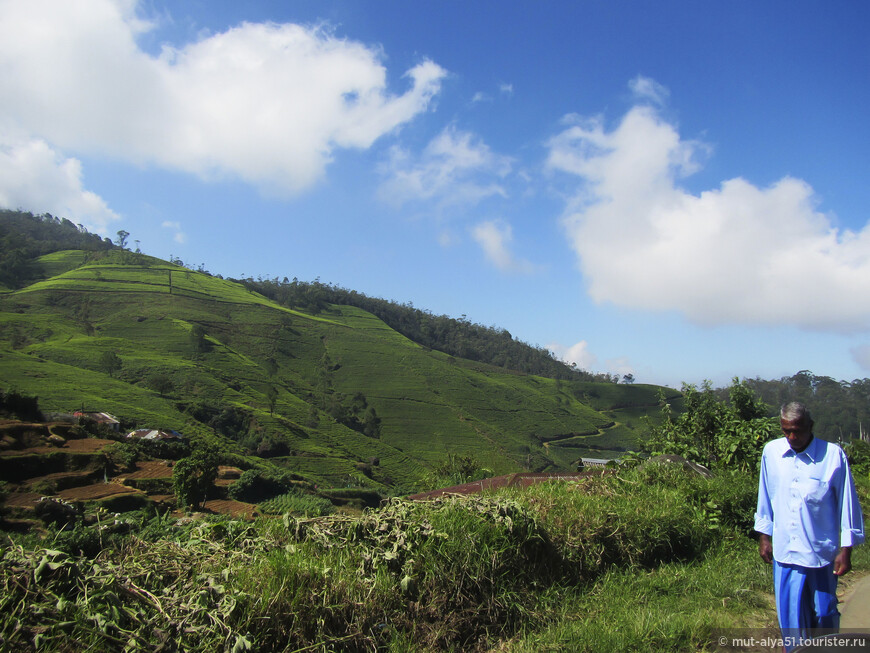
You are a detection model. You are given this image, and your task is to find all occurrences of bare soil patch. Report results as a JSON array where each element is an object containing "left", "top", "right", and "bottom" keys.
[
  {"left": 0, "top": 422, "right": 257, "bottom": 520},
  {"left": 3, "top": 493, "right": 44, "bottom": 510},
  {"left": 58, "top": 483, "right": 143, "bottom": 501},
  {"left": 25, "top": 469, "right": 96, "bottom": 489},
  {"left": 1, "top": 437, "right": 115, "bottom": 457},
  {"left": 201, "top": 499, "right": 258, "bottom": 518},
  {"left": 119, "top": 461, "right": 174, "bottom": 480}
]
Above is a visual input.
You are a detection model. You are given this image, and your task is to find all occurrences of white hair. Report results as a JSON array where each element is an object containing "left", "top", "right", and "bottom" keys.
[{"left": 780, "top": 401, "right": 813, "bottom": 426}]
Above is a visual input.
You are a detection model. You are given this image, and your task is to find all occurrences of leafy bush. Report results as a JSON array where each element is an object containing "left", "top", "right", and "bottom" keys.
[
  {"left": 173, "top": 449, "right": 219, "bottom": 510},
  {"left": 259, "top": 489, "right": 334, "bottom": 516},
  {"left": 182, "top": 402, "right": 251, "bottom": 441},
  {"left": 846, "top": 439, "right": 870, "bottom": 475},
  {"left": 0, "top": 387, "right": 43, "bottom": 421},
  {"left": 103, "top": 441, "right": 139, "bottom": 472},
  {"left": 33, "top": 498, "right": 81, "bottom": 528},
  {"left": 644, "top": 379, "right": 777, "bottom": 472},
  {"left": 421, "top": 452, "right": 493, "bottom": 490},
  {"left": 228, "top": 469, "right": 296, "bottom": 503},
  {"left": 0, "top": 463, "right": 766, "bottom": 652}
]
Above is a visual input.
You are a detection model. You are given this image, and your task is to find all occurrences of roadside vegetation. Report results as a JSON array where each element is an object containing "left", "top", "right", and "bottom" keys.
[
  {"left": 0, "top": 464, "right": 798, "bottom": 652},
  {"left": 7, "top": 459, "right": 865, "bottom": 652}
]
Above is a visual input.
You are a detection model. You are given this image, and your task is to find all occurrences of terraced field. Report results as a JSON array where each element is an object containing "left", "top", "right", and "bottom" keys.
[
  {"left": 0, "top": 424, "right": 254, "bottom": 518},
  {"left": 0, "top": 239, "right": 679, "bottom": 490}
]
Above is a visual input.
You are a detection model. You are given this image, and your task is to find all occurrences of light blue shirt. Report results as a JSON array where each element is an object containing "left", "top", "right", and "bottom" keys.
[{"left": 754, "top": 436, "right": 864, "bottom": 567}]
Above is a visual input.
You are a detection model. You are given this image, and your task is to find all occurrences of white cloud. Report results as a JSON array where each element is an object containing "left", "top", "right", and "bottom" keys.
[
  {"left": 548, "top": 340, "right": 635, "bottom": 379},
  {"left": 0, "top": 132, "right": 119, "bottom": 232},
  {"left": 548, "top": 340, "right": 599, "bottom": 372},
  {"left": 547, "top": 80, "right": 870, "bottom": 333},
  {"left": 161, "top": 220, "right": 186, "bottom": 244},
  {"left": 629, "top": 75, "right": 669, "bottom": 106},
  {"left": 0, "top": 0, "right": 446, "bottom": 196},
  {"left": 379, "top": 126, "right": 511, "bottom": 211},
  {"left": 605, "top": 357, "right": 635, "bottom": 379},
  {"left": 499, "top": 83, "right": 514, "bottom": 96},
  {"left": 471, "top": 219, "right": 535, "bottom": 273}
]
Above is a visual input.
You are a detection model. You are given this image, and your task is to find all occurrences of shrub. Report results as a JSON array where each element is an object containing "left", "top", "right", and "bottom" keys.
[
  {"left": 846, "top": 439, "right": 870, "bottom": 475},
  {"left": 104, "top": 441, "right": 139, "bottom": 472},
  {"left": 0, "top": 388, "right": 43, "bottom": 421},
  {"left": 136, "top": 437, "right": 190, "bottom": 460},
  {"left": 643, "top": 379, "right": 776, "bottom": 473},
  {"left": 228, "top": 469, "right": 295, "bottom": 503},
  {"left": 173, "top": 449, "right": 219, "bottom": 510},
  {"left": 259, "top": 489, "right": 334, "bottom": 516}
]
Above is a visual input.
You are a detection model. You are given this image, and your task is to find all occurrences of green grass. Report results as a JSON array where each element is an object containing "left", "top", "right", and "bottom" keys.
[
  {"left": 2, "top": 464, "right": 806, "bottom": 652},
  {"left": 506, "top": 538, "right": 773, "bottom": 652},
  {"left": 258, "top": 489, "right": 334, "bottom": 516},
  {"left": 1, "top": 250, "right": 676, "bottom": 490}
]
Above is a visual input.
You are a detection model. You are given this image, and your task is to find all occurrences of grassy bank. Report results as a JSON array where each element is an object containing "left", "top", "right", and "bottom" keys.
[{"left": 2, "top": 463, "right": 866, "bottom": 652}]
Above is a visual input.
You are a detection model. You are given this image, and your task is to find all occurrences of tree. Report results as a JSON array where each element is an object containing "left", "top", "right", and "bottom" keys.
[
  {"left": 147, "top": 373, "right": 175, "bottom": 398},
  {"left": 99, "top": 351, "right": 122, "bottom": 378},
  {"left": 173, "top": 448, "right": 219, "bottom": 510},
  {"left": 189, "top": 324, "right": 209, "bottom": 357},
  {"left": 423, "top": 453, "right": 493, "bottom": 490},
  {"left": 643, "top": 378, "right": 777, "bottom": 473},
  {"left": 845, "top": 439, "right": 870, "bottom": 476},
  {"left": 266, "top": 384, "right": 278, "bottom": 416},
  {"left": 115, "top": 230, "right": 130, "bottom": 250},
  {"left": 363, "top": 406, "right": 381, "bottom": 438}
]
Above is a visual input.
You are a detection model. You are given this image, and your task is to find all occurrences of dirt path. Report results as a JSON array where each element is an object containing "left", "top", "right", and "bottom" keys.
[{"left": 840, "top": 571, "right": 870, "bottom": 629}]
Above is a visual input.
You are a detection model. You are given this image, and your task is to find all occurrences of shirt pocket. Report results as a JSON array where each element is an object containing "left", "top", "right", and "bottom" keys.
[{"left": 803, "top": 478, "right": 830, "bottom": 511}]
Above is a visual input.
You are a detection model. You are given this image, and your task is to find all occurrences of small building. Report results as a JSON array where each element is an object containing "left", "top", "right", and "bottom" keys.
[
  {"left": 74, "top": 411, "right": 120, "bottom": 431},
  {"left": 577, "top": 457, "right": 615, "bottom": 470},
  {"left": 125, "top": 429, "right": 184, "bottom": 441}
]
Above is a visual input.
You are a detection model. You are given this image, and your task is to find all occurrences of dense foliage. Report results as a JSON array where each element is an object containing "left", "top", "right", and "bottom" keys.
[
  {"left": 0, "top": 210, "right": 112, "bottom": 288},
  {"left": 846, "top": 439, "right": 870, "bottom": 476},
  {"left": 722, "top": 371, "right": 870, "bottom": 444},
  {"left": 421, "top": 452, "right": 494, "bottom": 489},
  {"left": 173, "top": 449, "right": 219, "bottom": 510},
  {"left": 644, "top": 379, "right": 778, "bottom": 473},
  {"left": 0, "top": 387, "right": 44, "bottom": 422},
  {"left": 0, "top": 464, "right": 777, "bottom": 652}
]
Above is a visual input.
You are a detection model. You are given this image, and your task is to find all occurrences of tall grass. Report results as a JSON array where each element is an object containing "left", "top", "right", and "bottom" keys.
[{"left": 3, "top": 463, "right": 849, "bottom": 652}]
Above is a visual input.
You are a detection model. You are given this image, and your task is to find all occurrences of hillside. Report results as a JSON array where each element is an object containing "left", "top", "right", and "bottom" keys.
[{"left": 0, "top": 212, "right": 679, "bottom": 491}]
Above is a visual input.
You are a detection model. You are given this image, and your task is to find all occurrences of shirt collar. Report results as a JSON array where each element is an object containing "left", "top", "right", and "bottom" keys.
[{"left": 781, "top": 434, "right": 821, "bottom": 461}]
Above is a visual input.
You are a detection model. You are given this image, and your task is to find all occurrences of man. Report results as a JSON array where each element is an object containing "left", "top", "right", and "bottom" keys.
[{"left": 754, "top": 402, "right": 865, "bottom": 650}]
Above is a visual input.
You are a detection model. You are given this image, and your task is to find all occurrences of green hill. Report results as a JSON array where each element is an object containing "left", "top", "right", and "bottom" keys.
[{"left": 0, "top": 212, "right": 679, "bottom": 491}]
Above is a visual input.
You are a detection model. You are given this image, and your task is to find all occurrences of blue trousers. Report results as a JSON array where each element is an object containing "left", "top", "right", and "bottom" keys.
[{"left": 773, "top": 560, "right": 839, "bottom": 652}]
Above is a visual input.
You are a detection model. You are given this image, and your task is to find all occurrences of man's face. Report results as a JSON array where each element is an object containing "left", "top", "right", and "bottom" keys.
[{"left": 781, "top": 417, "right": 812, "bottom": 452}]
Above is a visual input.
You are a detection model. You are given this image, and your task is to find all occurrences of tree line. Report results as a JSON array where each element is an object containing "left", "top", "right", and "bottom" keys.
[
  {"left": 237, "top": 276, "right": 617, "bottom": 383},
  {"left": 0, "top": 210, "right": 113, "bottom": 288},
  {"left": 647, "top": 376, "right": 870, "bottom": 475},
  {"left": 720, "top": 371, "right": 870, "bottom": 444}
]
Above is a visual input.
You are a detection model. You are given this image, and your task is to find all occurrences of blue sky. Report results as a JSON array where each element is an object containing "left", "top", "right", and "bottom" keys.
[{"left": 2, "top": 0, "right": 869, "bottom": 389}]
